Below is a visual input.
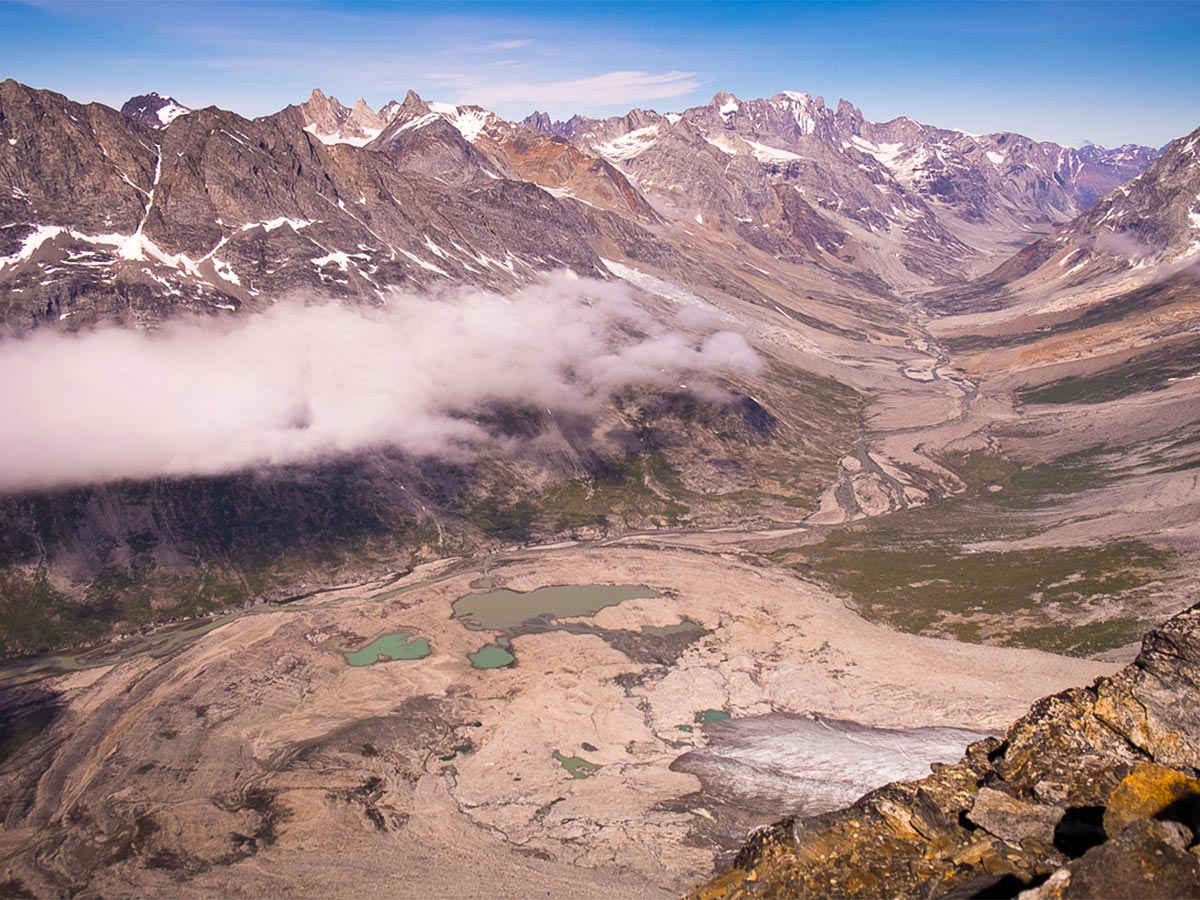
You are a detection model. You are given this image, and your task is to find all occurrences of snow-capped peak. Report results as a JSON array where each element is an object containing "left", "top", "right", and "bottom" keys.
[
  {"left": 427, "top": 101, "right": 495, "bottom": 143},
  {"left": 120, "top": 93, "right": 192, "bottom": 130}
]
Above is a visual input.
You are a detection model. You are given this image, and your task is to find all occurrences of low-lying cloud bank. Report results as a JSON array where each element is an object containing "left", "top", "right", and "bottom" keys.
[{"left": 0, "top": 274, "right": 760, "bottom": 492}]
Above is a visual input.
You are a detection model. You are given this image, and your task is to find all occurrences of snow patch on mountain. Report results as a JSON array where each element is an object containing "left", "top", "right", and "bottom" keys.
[
  {"left": 0, "top": 225, "right": 66, "bottom": 270},
  {"left": 745, "top": 140, "right": 803, "bottom": 163},
  {"left": 156, "top": 103, "right": 189, "bottom": 126},
  {"left": 211, "top": 257, "right": 240, "bottom": 285},
  {"left": 428, "top": 102, "right": 491, "bottom": 143},
  {"left": 303, "top": 124, "right": 381, "bottom": 147},
  {"left": 393, "top": 113, "right": 441, "bottom": 134},
  {"left": 399, "top": 248, "right": 449, "bottom": 276},
  {"left": 703, "top": 134, "right": 738, "bottom": 156},
  {"left": 849, "top": 135, "right": 906, "bottom": 168},
  {"left": 594, "top": 125, "right": 660, "bottom": 161},
  {"left": 243, "top": 218, "right": 314, "bottom": 233},
  {"left": 120, "top": 93, "right": 192, "bottom": 130},
  {"left": 601, "top": 258, "right": 734, "bottom": 322}
]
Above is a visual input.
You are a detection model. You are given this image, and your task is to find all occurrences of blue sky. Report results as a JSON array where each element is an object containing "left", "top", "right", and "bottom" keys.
[{"left": 3, "top": 0, "right": 1198, "bottom": 147}]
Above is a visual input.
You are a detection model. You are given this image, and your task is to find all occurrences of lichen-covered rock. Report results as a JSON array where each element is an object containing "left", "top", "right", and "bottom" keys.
[
  {"left": 694, "top": 604, "right": 1200, "bottom": 899},
  {"left": 1103, "top": 762, "right": 1200, "bottom": 839}
]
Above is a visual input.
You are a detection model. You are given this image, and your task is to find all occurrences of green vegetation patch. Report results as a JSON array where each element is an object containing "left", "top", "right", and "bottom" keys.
[
  {"left": 1014, "top": 617, "right": 1150, "bottom": 657},
  {"left": 772, "top": 446, "right": 1176, "bottom": 656},
  {"left": 1019, "top": 338, "right": 1200, "bottom": 406},
  {"left": 539, "top": 451, "right": 690, "bottom": 533},
  {"left": 0, "top": 568, "right": 93, "bottom": 657},
  {"left": 937, "top": 448, "right": 1117, "bottom": 511},
  {"left": 470, "top": 496, "right": 539, "bottom": 543},
  {"left": 537, "top": 363, "right": 863, "bottom": 534},
  {"left": 792, "top": 530, "right": 1169, "bottom": 656}
]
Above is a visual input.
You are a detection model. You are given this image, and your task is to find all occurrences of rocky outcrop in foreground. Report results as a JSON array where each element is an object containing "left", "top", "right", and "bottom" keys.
[{"left": 696, "top": 604, "right": 1200, "bottom": 899}]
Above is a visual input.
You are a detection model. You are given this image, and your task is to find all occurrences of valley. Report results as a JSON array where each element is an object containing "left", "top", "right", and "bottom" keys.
[
  {"left": 0, "top": 534, "right": 1116, "bottom": 898},
  {"left": 1, "top": 73, "right": 1199, "bottom": 898},
  {"left": 4, "top": 268, "right": 1198, "bottom": 895}
]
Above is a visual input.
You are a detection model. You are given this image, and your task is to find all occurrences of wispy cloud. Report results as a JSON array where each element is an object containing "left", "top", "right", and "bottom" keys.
[
  {"left": 434, "top": 69, "right": 702, "bottom": 111},
  {"left": 486, "top": 39, "right": 532, "bottom": 50},
  {"left": 0, "top": 276, "right": 758, "bottom": 491}
]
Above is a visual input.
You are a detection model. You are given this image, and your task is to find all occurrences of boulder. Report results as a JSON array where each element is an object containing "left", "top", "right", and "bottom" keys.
[
  {"left": 1103, "top": 761, "right": 1200, "bottom": 839},
  {"left": 967, "top": 787, "right": 1063, "bottom": 846}
]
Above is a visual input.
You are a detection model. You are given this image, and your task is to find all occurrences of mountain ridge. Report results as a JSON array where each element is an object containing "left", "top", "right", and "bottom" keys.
[{"left": 522, "top": 90, "right": 1160, "bottom": 286}]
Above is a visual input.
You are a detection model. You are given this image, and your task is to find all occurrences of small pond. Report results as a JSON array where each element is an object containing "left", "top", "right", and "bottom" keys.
[
  {"left": 453, "top": 583, "right": 659, "bottom": 669},
  {"left": 468, "top": 642, "right": 516, "bottom": 669},
  {"left": 553, "top": 749, "right": 602, "bottom": 779},
  {"left": 344, "top": 632, "right": 431, "bottom": 667},
  {"left": 453, "top": 583, "right": 658, "bottom": 632}
]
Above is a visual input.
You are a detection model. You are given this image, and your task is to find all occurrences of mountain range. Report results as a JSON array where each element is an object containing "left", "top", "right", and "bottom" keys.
[
  {"left": 1, "top": 74, "right": 1199, "bottom": 900},
  {"left": 0, "top": 80, "right": 1166, "bottom": 336}
]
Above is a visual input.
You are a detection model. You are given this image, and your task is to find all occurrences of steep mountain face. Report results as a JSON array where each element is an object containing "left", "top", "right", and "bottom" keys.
[
  {"left": 119, "top": 92, "right": 190, "bottom": 129},
  {"left": 369, "top": 90, "right": 660, "bottom": 223},
  {"left": 0, "top": 79, "right": 662, "bottom": 332},
  {"left": 986, "top": 124, "right": 1200, "bottom": 291},
  {"left": 367, "top": 92, "right": 510, "bottom": 186},
  {"left": 697, "top": 602, "right": 1200, "bottom": 899},
  {"left": 529, "top": 93, "right": 977, "bottom": 288},
  {"left": 847, "top": 113, "right": 1157, "bottom": 231},
  {"left": 527, "top": 92, "right": 1158, "bottom": 287}
]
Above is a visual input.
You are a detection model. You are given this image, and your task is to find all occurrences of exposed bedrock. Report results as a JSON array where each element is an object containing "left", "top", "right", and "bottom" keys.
[{"left": 696, "top": 602, "right": 1200, "bottom": 899}]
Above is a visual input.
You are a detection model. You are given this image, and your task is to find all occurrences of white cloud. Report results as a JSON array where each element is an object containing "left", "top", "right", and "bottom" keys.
[
  {"left": 435, "top": 69, "right": 702, "bottom": 111},
  {"left": 486, "top": 39, "right": 533, "bottom": 50},
  {"left": 0, "top": 274, "right": 759, "bottom": 491}
]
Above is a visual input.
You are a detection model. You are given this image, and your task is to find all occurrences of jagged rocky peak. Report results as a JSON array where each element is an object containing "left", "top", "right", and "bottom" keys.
[
  {"left": 120, "top": 91, "right": 190, "bottom": 129},
  {"left": 280, "top": 87, "right": 383, "bottom": 146},
  {"left": 522, "top": 110, "right": 554, "bottom": 134},
  {"left": 619, "top": 106, "right": 665, "bottom": 131},
  {"left": 776, "top": 90, "right": 827, "bottom": 111},
  {"left": 834, "top": 97, "right": 865, "bottom": 133},
  {"left": 367, "top": 89, "right": 434, "bottom": 132},
  {"left": 710, "top": 89, "right": 741, "bottom": 120},
  {"left": 369, "top": 92, "right": 509, "bottom": 185},
  {"left": 372, "top": 89, "right": 496, "bottom": 147},
  {"left": 286, "top": 87, "right": 500, "bottom": 148},
  {"left": 378, "top": 97, "right": 406, "bottom": 123},
  {"left": 396, "top": 88, "right": 430, "bottom": 115},
  {"left": 349, "top": 96, "right": 381, "bottom": 127}
]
